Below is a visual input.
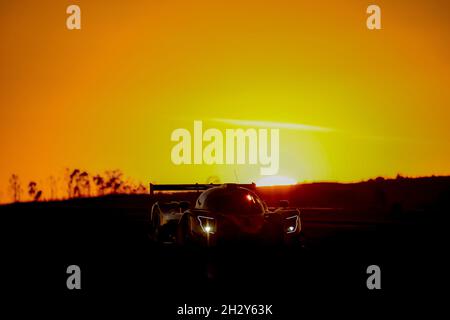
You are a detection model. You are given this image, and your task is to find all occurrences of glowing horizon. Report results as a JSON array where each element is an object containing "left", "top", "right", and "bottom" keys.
[{"left": 256, "top": 176, "right": 297, "bottom": 187}]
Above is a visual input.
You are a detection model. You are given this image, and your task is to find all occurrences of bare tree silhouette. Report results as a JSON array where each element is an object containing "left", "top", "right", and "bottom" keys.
[
  {"left": 9, "top": 174, "right": 22, "bottom": 202},
  {"left": 48, "top": 175, "right": 57, "bottom": 200}
]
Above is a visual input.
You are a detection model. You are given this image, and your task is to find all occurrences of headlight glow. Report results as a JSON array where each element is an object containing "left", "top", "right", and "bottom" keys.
[
  {"left": 197, "top": 216, "right": 216, "bottom": 234},
  {"left": 284, "top": 215, "right": 299, "bottom": 234}
]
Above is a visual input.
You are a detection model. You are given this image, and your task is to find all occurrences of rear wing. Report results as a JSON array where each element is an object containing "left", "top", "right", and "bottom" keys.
[{"left": 149, "top": 183, "right": 256, "bottom": 196}]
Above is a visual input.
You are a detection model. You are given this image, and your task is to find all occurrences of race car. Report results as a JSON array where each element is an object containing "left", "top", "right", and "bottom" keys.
[{"left": 148, "top": 183, "right": 302, "bottom": 246}]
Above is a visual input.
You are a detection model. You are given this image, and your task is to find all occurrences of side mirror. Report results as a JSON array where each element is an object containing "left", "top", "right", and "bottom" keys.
[
  {"left": 179, "top": 201, "right": 190, "bottom": 211},
  {"left": 279, "top": 200, "right": 289, "bottom": 208}
]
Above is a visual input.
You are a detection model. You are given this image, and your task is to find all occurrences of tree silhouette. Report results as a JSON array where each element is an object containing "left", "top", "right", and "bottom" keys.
[
  {"left": 28, "top": 181, "right": 43, "bottom": 202},
  {"left": 28, "top": 181, "right": 37, "bottom": 199},
  {"left": 78, "top": 171, "right": 91, "bottom": 197},
  {"left": 9, "top": 174, "right": 22, "bottom": 202},
  {"left": 93, "top": 174, "right": 106, "bottom": 196},
  {"left": 134, "top": 183, "right": 147, "bottom": 194},
  {"left": 105, "top": 170, "right": 124, "bottom": 194},
  {"left": 9, "top": 168, "right": 149, "bottom": 202},
  {"left": 67, "top": 169, "right": 91, "bottom": 198},
  {"left": 34, "top": 190, "right": 42, "bottom": 202},
  {"left": 48, "top": 175, "right": 57, "bottom": 200},
  {"left": 68, "top": 169, "right": 80, "bottom": 198}
]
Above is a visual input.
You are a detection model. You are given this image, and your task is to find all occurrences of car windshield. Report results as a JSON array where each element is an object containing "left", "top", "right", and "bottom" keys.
[{"left": 204, "top": 189, "right": 265, "bottom": 215}]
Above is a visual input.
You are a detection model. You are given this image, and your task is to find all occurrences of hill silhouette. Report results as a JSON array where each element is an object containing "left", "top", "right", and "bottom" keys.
[{"left": 3, "top": 175, "right": 448, "bottom": 218}]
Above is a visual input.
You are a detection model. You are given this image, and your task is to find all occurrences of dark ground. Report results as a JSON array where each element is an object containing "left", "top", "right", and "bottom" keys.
[{"left": 1, "top": 180, "right": 448, "bottom": 317}]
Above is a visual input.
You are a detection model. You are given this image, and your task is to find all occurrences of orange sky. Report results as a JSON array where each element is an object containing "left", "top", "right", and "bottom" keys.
[{"left": 1, "top": 0, "right": 449, "bottom": 202}]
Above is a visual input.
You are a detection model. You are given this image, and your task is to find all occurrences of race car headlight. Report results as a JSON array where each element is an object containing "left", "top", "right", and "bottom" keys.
[
  {"left": 197, "top": 216, "right": 216, "bottom": 234},
  {"left": 284, "top": 215, "right": 299, "bottom": 234}
]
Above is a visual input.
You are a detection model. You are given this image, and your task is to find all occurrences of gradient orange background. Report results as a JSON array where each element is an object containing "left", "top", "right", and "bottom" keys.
[{"left": 1, "top": 0, "right": 449, "bottom": 202}]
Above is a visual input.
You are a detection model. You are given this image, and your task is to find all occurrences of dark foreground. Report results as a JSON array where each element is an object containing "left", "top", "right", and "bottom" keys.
[{"left": 1, "top": 195, "right": 447, "bottom": 317}]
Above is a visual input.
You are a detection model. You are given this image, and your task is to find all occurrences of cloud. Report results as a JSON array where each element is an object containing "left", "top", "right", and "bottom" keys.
[{"left": 211, "top": 118, "right": 334, "bottom": 133}]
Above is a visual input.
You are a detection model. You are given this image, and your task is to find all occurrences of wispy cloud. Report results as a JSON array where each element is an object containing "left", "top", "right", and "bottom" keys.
[
  {"left": 211, "top": 119, "right": 425, "bottom": 143},
  {"left": 211, "top": 118, "right": 334, "bottom": 133}
]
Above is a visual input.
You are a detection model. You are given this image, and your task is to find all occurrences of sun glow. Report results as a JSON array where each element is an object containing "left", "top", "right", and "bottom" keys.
[{"left": 256, "top": 176, "right": 297, "bottom": 187}]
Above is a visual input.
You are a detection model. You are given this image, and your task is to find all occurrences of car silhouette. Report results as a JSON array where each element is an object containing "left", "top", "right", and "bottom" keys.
[{"left": 148, "top": 183, "right": 302, "bottom": 246}]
